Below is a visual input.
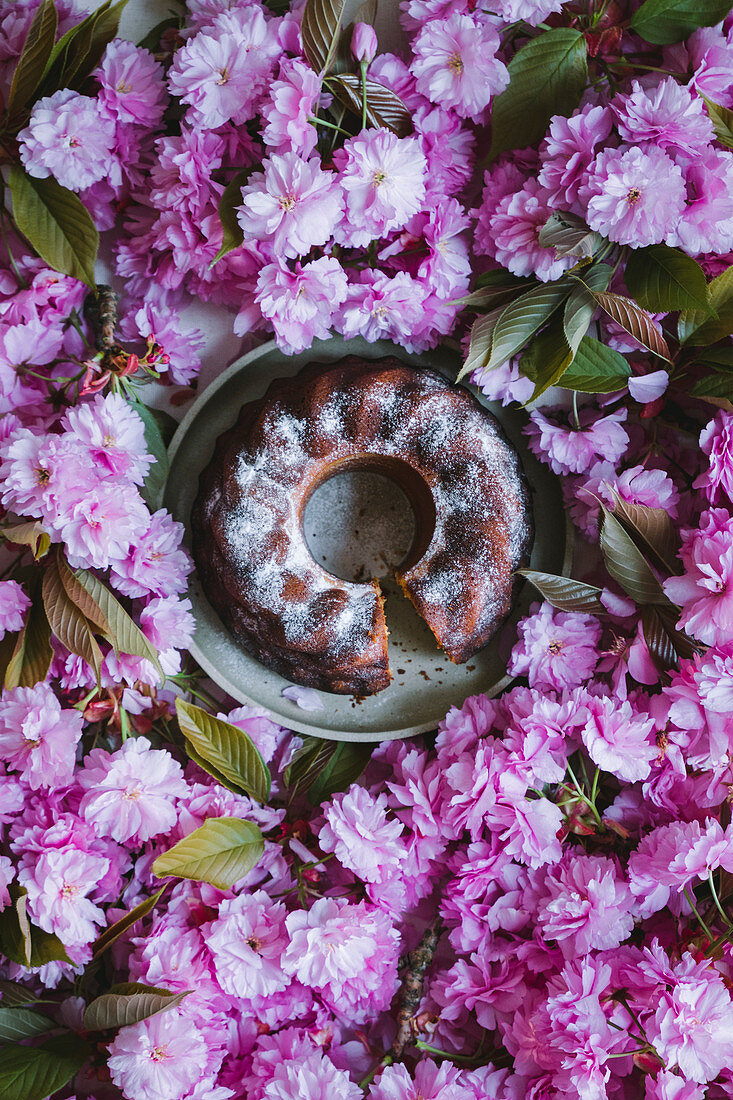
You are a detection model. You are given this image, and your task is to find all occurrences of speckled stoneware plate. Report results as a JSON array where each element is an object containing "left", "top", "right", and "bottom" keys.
[{"left": 164, "top": 336, "right": 572, "bottom": 742}]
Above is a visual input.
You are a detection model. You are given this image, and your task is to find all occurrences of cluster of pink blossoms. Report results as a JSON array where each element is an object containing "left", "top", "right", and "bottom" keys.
[{"left": 3, "top": 1, "right": 733, "bottom": 1100}]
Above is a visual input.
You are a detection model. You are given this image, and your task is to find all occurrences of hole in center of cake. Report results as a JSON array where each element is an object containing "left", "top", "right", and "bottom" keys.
[{"left": 304, "top": 470, "right": 416, "bottom": 583}]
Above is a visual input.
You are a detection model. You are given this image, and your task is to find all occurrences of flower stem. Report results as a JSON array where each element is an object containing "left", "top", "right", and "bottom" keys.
[
  {"left": 360, "top": 61, "right": 369, "bottom": 130},
  {"left": 684, "top": 885, "right": 715, "bottom": 942},
  {"left": 358, "top": 1054, "right": 392, "bottom": 1089},
  {"left": 708, "top": 871, "right": 732, "bottom": 929}
]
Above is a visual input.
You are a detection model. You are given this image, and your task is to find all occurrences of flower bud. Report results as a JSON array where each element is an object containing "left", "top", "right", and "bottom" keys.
[{"left": 351, "top": 22, "right": 377, "bottom": 64}]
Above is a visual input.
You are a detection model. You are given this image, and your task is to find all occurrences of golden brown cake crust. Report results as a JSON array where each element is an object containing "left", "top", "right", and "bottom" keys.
[{"left": 191, "top": 357, "right": 533, "bottom": 695}]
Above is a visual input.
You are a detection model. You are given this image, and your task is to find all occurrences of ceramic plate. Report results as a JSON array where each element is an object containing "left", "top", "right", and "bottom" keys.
[{"left": 164, "top": 336, "right": 572, "bottom": 742}]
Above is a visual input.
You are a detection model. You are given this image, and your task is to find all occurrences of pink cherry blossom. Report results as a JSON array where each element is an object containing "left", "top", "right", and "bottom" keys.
[
  {"left": 238, "top": 152, "right": 343, "bottom": 258},
  {"left": 585, "top": 145, "right": 687, "bottom": 247},
  {"left": 509, "top": 602, "right": 602, "bottom": 691},
  {"left": 0, "top": 579, "right": 30, "bottom": 638},
  {"left": 0, "top": 682, "right": 83, "bottom": 790},
  {"left": 108, "top": 1010, "right": 210, "bottom": 1100},
  {"left": 664, "top": 508, "right": 733, "bottom": 646},
  {"left": 410, "top": 13, "right": 509, "bottom": 119},
  {"left": 18, "top": 89, "right": 116, "bottom": 193}
]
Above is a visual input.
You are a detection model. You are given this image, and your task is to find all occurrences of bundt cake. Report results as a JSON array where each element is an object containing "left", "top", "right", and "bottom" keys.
[{"left": 192, "top": 357, "right": 533, "bottom": 696}]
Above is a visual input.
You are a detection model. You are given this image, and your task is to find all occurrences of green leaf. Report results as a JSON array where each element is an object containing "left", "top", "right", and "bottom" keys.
[
  {"left": 641, "top": 605, "right": 700, "bottom": 671},
  {"left": 308, "top": 741, "right": 373, "bottom": 804},
  {"left": 537, "top": 211, "right": 603, "bottom": 260},
  {"left": 137, "top": 15, "right": 182, "bottom": 52},
  {"left": 38, "top": 0, "right": 128, "bottom": 96},
  {"left": 73, "top": 568, "right": 164, "bottom": 682},
  {"left": 457, "top": 308, "right": 504, "bottom": 380},
  {"left": 4, "top": 587, "right": 52, "bottom": 690},
  {"left": 591, "top": 289, "right": 672, "bottom": 361},
  {"left": 0, "top": 889, "right": 71, "bottom": 969},
  {"left": 0, "top": 1008, "right": 53, "bottom": 1044},
  {"left": 9, "top": 165, "right": 98, "bottom": 289},
  {"left": 624, "top": 244, "right": 710, "bottom": 314},
  {"left": 301, "top": 0, "right": 346, "bottom": 74},
  {"left": 42, "top": 554, "right": 103, "bottom": 682},
  {"left": 560, "top": 335, "right": 632, "bottom": 393},
  {"left": 562, "top": 264, "right": 611, "bottom": 355},
  {"left": 490, "top": 28, "right": 587, "bottom": 158},
  {"left": 176, "top": 698, "right": 271, "bottom": 802},
  {"left": 92, "top": 887, "right": 166, "bottom": 958},
  {"left": 0, "top": 1036, "right": 91, "bottom": 1100},
  {"left": 329, "top": 74, "right": 411, "bottom": 136},
  {"left": 698, "top": 346, "right": 733, "bottom": 370},
  {"left": 129, "top": 402, "right": 173, "bottom": 511},
  {"left": 458, "top": 280, "right": 570, "bottom": 382},
  {"left": 5, "top": 0, "right": 57, "bottom": 119},
  {"left": 599, "top": 506, "right": 670, "bottom": 606},
  {"left": 690, "top": 373, "right": 733, "bottom": 400},
  {"left": 1, "top": 522, "right": 50, "bottom": 560},
  {"left": 630, "top": 0, "right": 732, "bottom": 44},
  {"left": 701, "top": 95, "right": 733, "bottom": 149},
  {"left": 83, "top": 988, "right": 188, "bottom": 1031},
  {"left": 0, "top": 981, "right": 40, "bottom": 1008},
  {"left": 521, "top": 316, "right": 574, "bottom": 401},
  {"left": 283, "top": 735, "right": 336, "bottom": 795},
  {"left": 516, "top": 570, "right": 606, "bottom": 614},
  {"left": 210, "top": 168, "right": 253, "bottom": 266},
  {"left": 680, "top": 266, "right": 733, "bottom": 346},
  {"left": 610, "top": 492, "right": 680, "bottom": 576},
  {"left": 55, "top": 552, "right": 110, "bottom": 634},
  {"left": 152, "top": 817, "right": 265, "bottom": 891}
]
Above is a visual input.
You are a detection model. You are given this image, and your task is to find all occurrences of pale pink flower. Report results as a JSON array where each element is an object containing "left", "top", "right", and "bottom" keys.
[
  {"left": 282, "top": 897, "right": 400, "bottom": 1023},
  {"left": 18, "top": 89, "right": 115, "bottom": 192},
  {"left": 110, "top": 509, "right": 191, "bottom": 598},
  {"left": 168, "top": 6, "right": 280, "bottom": 128},
  {"left": 238, "top": 152, "right": 343, "bottom": 258},
  {"left": 410, "top": 13, "right": 509, "bottom": 119},
  {"left": 663, "top": 508, "right": 733, "bottom": 647},
  {"left": 0, "top": 682, "right": 83, "bottom": 790},
  {"left": 368, "top": 1057, "right": 473, "bottom": 1099},
  {"left": 59, "top": 481, "right": 149, "bottom": 570},
  {"left": 527, "top": 407, "right": 629, "bottom": 476},
  {"left": 18, "top": 845, "right": 109, "bottom": 947},
  {"left": 262, "top": 58, "right": 321, "bottom": 157},
  {"left": 255, "top": 256, "right": 348, "bottom": 354},
  {"left": 62, "top": 392, "right": 152, "bottom": 485},
  {"left": 334, "top": 270, "right": 426, "bottom": 349},
  {"left": 0, "top": 580, "right": 30, "bottom": 638},
  {"left": 538, "top": 104, "right": 613, "bottom": 208},
  {"left": 584, "top": 145, "right": 687, "bottom": 247},
  {"left": 651, "top": 971, "right": 733, "bottom": 1083},
  {"left": 262, "top": 1048, "right": 364, "bottom": 1100},
  {"left": 281, "top": 685, "right": 324, "bottom": 711},
  {"left": 580, "top": 694, "right": 657, "bottom": 782},
  {"left": 334, "top": 128, "right": 426, "bottom": 248},
  {"left": 204, "top": 890, "right": 289, "bottom": 1001},
  {"left": 414, "top": 104, "right": 475, "bottom": 202},
  {"left": 629, "top": 818, "right": 733, "bottom": 917},
  {"left": 352, "top": 22, "right": 378, "bottom": 64},
  {"left": 78, "top": 737, "right": 187, "bottom": 844},
  {"left": 673, "top": 147, "right": 733, "bottom": 256},
  {"left": 318, "top": 784, "right": 406, "bottom": 884},
  {"left": 628, "top": 370, "right": 669, "bottom": 404},
  {"left": 509, "top": 602, "right": 601, "bottom": 691},
  {"left": 219, "top": 705, "right": 285, "bottom": 764},
  {"left": 481, "top": 178, "right": 575, "bottom": 282},
  {"left": 96, "top": 39, "right": 166, "bottom": 128},
  {"left": 108, "top": 1010, "right": 209, "bottom": 1100},
  {"left": 537, "top": 853, "right": 635, "bottom": 957},
  {"left": 613, "top": 79, "right": 714, "bottom": 159}
]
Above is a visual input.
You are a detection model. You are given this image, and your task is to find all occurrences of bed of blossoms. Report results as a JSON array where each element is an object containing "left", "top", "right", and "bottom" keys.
[{"left": 2, "top": 0, "right": 733, "bottom": 1098}]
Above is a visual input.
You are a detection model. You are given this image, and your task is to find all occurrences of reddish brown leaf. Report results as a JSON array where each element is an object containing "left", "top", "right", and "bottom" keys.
[{"left": 592, "top": 290, "right": 671, "bottom": 360}]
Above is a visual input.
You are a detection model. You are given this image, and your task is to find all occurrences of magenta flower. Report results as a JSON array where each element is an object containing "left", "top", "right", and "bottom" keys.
[
  {"left": 538, "top": 104, "right": 613, "bottom": 209},
  {"left": 509, "top": 602, "right": 602, "bottom": 691},
  {"left": 18, "top": 89, "right": 116, "bottom": 193},
  {"left": 96, "top": 39, "right": 166, "bottom": 128},
  {"left": 479, "top": 178, "right": 575, "bottom": 282},
  {"left": 168, "top": 6, "right": 280, "bottom": 128},
  {"left": 238, "top": 152, "right": 343, "bottom": 259},
  {"left": 0, "top": 682, "right": 83, "bottom": 790},
  {"left": 0, "top": 853, "right": 12, "bottom": 909},
  {"left": 260, "top": 1048, "right": 364, "bottom": 1100},
  {"left": 613, "top": 78, "right": 714, "bottom": 159},
  {"left": 334, "top": 128, "right": 427, "bottom": 248},
  {"left": 663, "top": 508, "right": 733, "bottom": 646},
  {"left": 334, "top": 270, "right": 426, "bottom": 348},
  {"left": 629, "top": 819, "right": 733, "bottom": 917},
  {"left": 584, "top": 145, "right": 687, "bottom": 247},
  {"left": 580, "top": 694, "right": 657, "bottom": 782},
  {"left": 108, "top": 1010, "right": 209, "bottom": 1100},
  {"left": 537, "top": 853, "right": 635, "bottom": 957},
  {"left": 695, "top": 410, "right": 733, "bottom": 504},
  {"left": 672, "top": 148, "right": 733, "bottom": 256},
  {"left": 318, "top": 784, "right": 406, "bottom": 885},
  {"left": 0, "top": 580, "right": 30, "bottom": 639},
  {"left": 282, "top": 897, "right": 400, "bottom": 1023},
  {"left": 78, "top": 737, "right": 187, "bottom": 844},
  {"left": 410, "top": 13, "right": 509, "bottom": 119},
  {"left": 205, "top": 890, "right": 289, "bottom": 1001},
  {"left": 262, "top": 58, "right": 322, "bottom": 157},
  {"left": 255, "top": 256, "right": 348, "bottom": 354},
  {"left": 352, "top": 22, "right": 378, "bottom": 64},
  {"left": 651, "top": 971, "right": 733, "bottom": 1083}
]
